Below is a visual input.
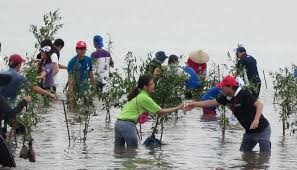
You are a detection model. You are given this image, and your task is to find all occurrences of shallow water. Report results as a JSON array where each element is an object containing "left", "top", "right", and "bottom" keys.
[
  {"left": 0, "top": 88, "right": 294, "bottom": 170},
  {"left": 1, "top": 0, "right": 297, "bottom": 169}
]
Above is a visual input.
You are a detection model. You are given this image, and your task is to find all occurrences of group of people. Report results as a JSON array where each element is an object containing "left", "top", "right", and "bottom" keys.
[
  {"left": 0, "top": 35, "right": 114, "bottom": 167},
  {"left": 114, "top": 47, "right": 272, "bottom": 155},
  {"left": 0, "top": 37, "right": 277, "bottom": 167}
]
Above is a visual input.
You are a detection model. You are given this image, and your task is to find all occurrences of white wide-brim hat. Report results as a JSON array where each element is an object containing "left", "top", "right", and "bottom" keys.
[{"left": 189, "top": 50, "right": 209, "bottom": 64}]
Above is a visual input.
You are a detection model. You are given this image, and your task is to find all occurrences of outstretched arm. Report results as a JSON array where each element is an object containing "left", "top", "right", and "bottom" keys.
[
  {"left": 32, "top": 86, "right": 56, "bottom": 99},
  {"left": 157, "top": 104, "right": 184, "bottom": 116},
  {"left": 186, "top": 99, "right": 219, "bottom": 110},
  {"left": 59, "top": 63, "right": 67, "bottom": 69}
]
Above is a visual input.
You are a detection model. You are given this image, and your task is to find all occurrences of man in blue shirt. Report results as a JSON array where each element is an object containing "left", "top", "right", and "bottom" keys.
[
  {"left": 294, "top": 66, "right": 297, "bottom": 77},
  {"left": 0, "top": 54, "right": 25, "bottom": 105},
  {"left": 236, "top": 47, "right": 261, "bottom": 97},
  {"left": 67, "top": 41, "right": 95, "bottom": 110}
]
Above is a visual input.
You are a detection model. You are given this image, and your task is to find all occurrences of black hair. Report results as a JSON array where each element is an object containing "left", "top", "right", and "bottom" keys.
[
  {"left": 8, "top": 61, "right": 19, "bottom": 68},
  {"left": 168, "top": 54, "right": 179, "bottom": 65},
  {"left": 38, "top": 52, "right": 52, "bottom": 73},
  {"left": 37, "top": 39, "right": 54, "bottom": 60},
  {"left": 40, "top": 39, "right": 53, "bottom": 48},
  {"left": 53, "top": 39, "right": 64, "bottom": 48},
  {"left": 127, "top": 74, "right": 153, "bottom": 101}
]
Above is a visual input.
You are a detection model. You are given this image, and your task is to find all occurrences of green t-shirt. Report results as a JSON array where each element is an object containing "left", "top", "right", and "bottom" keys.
[{"left": 117, "top": 90, "right": 161, "bottom": 123}]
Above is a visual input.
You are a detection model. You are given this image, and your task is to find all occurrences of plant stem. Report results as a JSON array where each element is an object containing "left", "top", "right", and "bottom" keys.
[{"left": 62, "top": 100, "right": 71, "bottom": 146}]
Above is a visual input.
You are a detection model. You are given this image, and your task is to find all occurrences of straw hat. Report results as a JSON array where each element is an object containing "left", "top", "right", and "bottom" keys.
[{"left": 189, "top": 50, "right": 209, "bottom": 64}]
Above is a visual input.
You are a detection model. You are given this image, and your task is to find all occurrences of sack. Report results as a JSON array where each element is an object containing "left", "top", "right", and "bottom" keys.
[
  {"left": 19, "top": 145, "right": 29, "bottom": 159},
  {"left": 136, "top": 97, "right": 149, "bottom": 124},
  {"left": 143, "top": 134, "right": 162, "bottom": 147},
  {"left": 138, "top": 112, "right": 149, "bottom": 124}
]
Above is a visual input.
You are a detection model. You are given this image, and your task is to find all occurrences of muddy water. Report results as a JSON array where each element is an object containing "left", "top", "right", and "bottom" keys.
[
  {"left": 1, "top": 0, "right": 297, "bottom": 169},
  {"left": 1, "top": 87, "right": 294, "bottom": 170}
]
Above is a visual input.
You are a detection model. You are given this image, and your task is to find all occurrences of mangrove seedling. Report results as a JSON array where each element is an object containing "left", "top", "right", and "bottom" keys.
[{"left": 271, "top": 65, "right": 297, "bottom": 135}]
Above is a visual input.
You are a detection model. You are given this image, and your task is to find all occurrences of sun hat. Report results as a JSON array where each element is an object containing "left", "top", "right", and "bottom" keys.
[{"left": 189, "top": 50, "right": 209, "bottom": 64}]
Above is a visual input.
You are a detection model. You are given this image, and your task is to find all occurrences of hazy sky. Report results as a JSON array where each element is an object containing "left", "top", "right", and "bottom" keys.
[{"left": 1, "top": 0, "right": 297, "bottom": 71}]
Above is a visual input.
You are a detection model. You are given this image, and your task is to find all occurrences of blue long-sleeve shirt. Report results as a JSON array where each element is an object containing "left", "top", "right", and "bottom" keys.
[
  {"left": 183, "top": 66, "right": 201, "bottom": 89},
  {"left": 0, "top": 68, "right": 24, "bottom": 101},
  {"left": 201, "top": 86, "right": 222, "bottom": 101}
]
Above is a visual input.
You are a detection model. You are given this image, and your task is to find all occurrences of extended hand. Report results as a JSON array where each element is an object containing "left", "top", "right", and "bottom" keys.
[
  {"left": 49, "top": 93, "right": 57, "bottom": 99},
  {"left": 183, "top": 103, "right": 196, "bottom": 111},
  {"left": 250, "top": 119, "right": 259, "bottom": 129}
]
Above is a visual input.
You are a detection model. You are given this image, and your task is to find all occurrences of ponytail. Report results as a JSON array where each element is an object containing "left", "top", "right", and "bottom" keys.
[
  {"left": 127, "top": 74, "right": 153, "bottom": 101},
  {"left": 127, "top": 87, "right": 140, "bottom": 101}
]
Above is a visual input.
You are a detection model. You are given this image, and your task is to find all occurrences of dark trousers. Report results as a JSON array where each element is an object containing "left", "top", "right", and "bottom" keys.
[{"left": 240, "top": 125, "right": 271, "bottom": 153}]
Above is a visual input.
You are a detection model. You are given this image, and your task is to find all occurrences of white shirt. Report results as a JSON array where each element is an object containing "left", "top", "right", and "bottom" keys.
[
  {"left": 51, "top": 53, "right": 59, "bottom": 86},
  {"left": 94, "top": 57, "right": 111, "bottom": 84}
]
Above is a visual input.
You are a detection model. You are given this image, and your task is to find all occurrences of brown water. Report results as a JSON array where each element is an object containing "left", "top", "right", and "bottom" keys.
[
  {"left": 1, "top": 88, "right": 295, "bottom": 170},
  {"left": 1, "top": 0, "right": 297, "bottom": 169}
]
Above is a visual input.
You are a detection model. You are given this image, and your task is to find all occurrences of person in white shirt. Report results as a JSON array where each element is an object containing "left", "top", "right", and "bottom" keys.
[{"left": 91, "top": 35, "right": 114, "bottom": 92}]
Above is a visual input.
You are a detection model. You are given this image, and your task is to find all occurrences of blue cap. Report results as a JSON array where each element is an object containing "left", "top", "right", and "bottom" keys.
[
  {"left": 155, "top": 51, "right": 168, "bottom": 63},
  {"left": 236, "top": 47, "right": 246, "bottom": 53},
  {"left": 93, "top": 35, "right": 104, "bottom": 48}
]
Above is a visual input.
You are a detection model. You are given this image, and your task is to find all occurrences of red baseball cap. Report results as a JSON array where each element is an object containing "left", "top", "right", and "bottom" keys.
[
  {"left": 217, "top": 75, "right": 239, "bottom": 88},
  {"left": 76, "top": 41, "right": 87, "bottom": 49},
  {"left": 9, "top": 54, "right": 26, "bottom": 65}
]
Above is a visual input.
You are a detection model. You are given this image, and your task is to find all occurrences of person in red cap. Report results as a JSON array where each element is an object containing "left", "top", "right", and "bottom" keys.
[
  {"left": 0, "top": 54, "right": 56, "bottom": 137},
  {"left": 0, "top": 54, "right": 56, "bottom": 104},
  {"left": 0, "top": 54, "right": 26, "bottom": 104},
  {"left": 67, "top": 41, "right": 95, "bottom": 110},
  {"left": 185, "top": 75, "right": 271, "bottom": 153}
]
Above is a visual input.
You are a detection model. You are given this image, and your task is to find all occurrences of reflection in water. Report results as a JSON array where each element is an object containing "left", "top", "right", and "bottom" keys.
[
  {"left": 240, "top": 152, "right": 270, "bottom": 170},
  {"left": 2, "top": 97, "right": 296, "bottom": 169},
  {"left": 114, "top": 146, "right": 138, "bottom": 159}
]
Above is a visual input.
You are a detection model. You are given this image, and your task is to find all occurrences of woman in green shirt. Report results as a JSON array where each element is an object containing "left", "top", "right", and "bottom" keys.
[{"left": 115, "top": 74, "right": 184, "bottom": 149}]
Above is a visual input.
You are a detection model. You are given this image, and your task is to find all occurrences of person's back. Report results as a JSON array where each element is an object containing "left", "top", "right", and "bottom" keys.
[
  {"left": 91, "top": 49, "right": 111, "bottom": 83},
  {"left": 183, "top": 66, "right": 201, "bottom": 89},
  {"left": 238, "top": 55, "right": 261, "bottom": 84},
  {"left": 0, "top": 69, "right": 23, "bottom": 100}
]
